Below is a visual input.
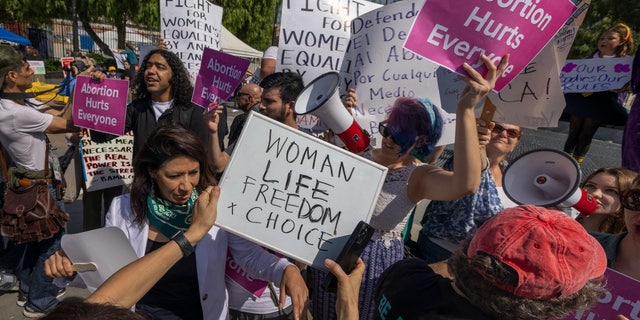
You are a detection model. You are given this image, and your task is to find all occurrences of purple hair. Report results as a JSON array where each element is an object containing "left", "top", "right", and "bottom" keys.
[{"left": 386, "top": 97, "right": 443, "bottom": 161}]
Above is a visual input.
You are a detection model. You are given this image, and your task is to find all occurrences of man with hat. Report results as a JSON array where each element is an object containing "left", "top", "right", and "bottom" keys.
[
  {"left": 373, "top": 205, "right": 607, "bottom": 320},
  {"left": 0, "top": 45, "right": 79, "bottom": 317}
]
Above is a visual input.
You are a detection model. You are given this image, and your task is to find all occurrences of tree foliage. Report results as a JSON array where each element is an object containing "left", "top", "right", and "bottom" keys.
[
  {"left": 569, "top": 0, "right": 640, "bottom": 58},
  {"left": 217, "top": 0, "right": 280, "bottom": 51}
]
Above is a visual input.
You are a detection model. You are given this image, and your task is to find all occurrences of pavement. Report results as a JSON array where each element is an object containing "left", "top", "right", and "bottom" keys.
[{"left": 0, "top": 106, "right": 624, "bottom": 318}]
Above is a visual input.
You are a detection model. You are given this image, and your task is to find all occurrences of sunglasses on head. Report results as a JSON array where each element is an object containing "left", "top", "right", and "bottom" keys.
[
  {"left": 492, "top": 124, "right": 521, "bottom": 139},
  {"left": 621, "top": 189, "right": 640, "bottom": 211},
  {"left": 378, "top": 122, "right": 396, "bottom": 143}
]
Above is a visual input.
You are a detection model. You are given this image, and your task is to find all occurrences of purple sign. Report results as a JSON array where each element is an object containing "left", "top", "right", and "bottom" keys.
[
  {"left": 567, "top": 268, "right": 640, "bottom": 320},
  {"left": 404, "top": 0, "right": 576, "bottom": 91},
  {"left": 72, "top": 76, "right": 128, "bottom": 135},
  {"left": 191, "top": 48, "right": 250, "bottom": 108}
]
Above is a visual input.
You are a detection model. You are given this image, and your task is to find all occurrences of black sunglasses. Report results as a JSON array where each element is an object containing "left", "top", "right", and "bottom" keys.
[
  {"left": 378, "top": 122, "right": 396, "bottom": 143},
  {"left": 492, "top": 123, "right": 521, "bottom": 139},
  {"left": 621, "top": 189, "right": 640, "bottom": 211}
]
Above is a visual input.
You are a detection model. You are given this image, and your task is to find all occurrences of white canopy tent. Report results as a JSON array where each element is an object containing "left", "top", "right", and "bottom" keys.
[{"left": 221, "top": 26, "right": 263, "bottom": 59}]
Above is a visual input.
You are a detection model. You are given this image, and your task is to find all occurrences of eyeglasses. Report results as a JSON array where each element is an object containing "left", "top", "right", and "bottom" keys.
[
  {"left": 620, "top": 189, "right": 640, "bottom": 211},
  {"left": 491, "top": 124, "right": 522, "bottom": 139},
  {"left": 379, "top": 121, "right": 396, "bottom": 144}
]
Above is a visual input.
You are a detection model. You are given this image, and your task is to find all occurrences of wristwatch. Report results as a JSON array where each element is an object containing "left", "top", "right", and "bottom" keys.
[{"left": 171, "top": 231, "right": 195, "bottom": 257}]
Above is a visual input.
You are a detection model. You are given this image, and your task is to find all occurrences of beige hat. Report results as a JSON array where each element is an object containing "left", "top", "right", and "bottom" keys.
[{"left": 0, "top": 45, "right": 24, "bottom": 89}]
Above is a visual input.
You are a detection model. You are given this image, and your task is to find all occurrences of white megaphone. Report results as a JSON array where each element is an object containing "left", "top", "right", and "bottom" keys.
[
  {"left": 502, "top": 149, "right": 597, "bottom": 215},
  {"left": 294, "top": 72, "right": 370, "bottom": 153}
]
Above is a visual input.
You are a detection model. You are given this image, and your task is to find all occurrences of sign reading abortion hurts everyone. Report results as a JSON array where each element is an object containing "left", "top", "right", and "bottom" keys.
[
  {"left": 191, "top": 47, "right": 250, "bottom": 108},
  {"left": 72, "top": 76, "right": 129, "bottom": 135},
  {"left": 216, "top": 112, "right": 387, "bottom": 270},
  {"left": 404, "top": 0, "right": 576, "bottom": 91}
]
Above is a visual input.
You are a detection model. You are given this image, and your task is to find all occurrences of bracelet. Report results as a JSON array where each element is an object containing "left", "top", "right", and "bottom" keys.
[{"left": 171, "top": 231, "right": 195, "bottom": 257}]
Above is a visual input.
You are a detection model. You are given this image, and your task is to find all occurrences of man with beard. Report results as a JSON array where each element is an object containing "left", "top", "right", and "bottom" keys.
[{"left": 208, "top": 72, "right": 304, "bottom": 173}]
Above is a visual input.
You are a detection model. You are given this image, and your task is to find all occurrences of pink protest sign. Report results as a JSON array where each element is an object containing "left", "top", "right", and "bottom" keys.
[
  {"left": 225, "top": 251, "right": 268, "bottom": 298},
  {"left": 72, "top": 76, "right": 128, "bottom": 135},
  {"left": 191, "top": 48, "right": 250, "bottom": 108},
  {"left": 567, "top": 268, "right": 640, "bottom": 320},
  {"left": 404, "top": 0, "right": 576, "bottom": 91}
]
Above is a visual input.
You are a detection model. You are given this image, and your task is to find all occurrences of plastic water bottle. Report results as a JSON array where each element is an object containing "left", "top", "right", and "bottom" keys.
[{"left": 0, "top": 272, "right": 17, "bottom": 290}]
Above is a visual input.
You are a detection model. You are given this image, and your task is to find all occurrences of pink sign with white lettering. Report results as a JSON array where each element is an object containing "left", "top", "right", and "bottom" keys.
[
  {"left": 191, "top": 48, "right": 250, "bottom": 108},
  {"left": 72, "top": 76, "right": 128, "bottom": 135},
  {"left": 404, "top": 0, "right": 576, "bottom": 91}
]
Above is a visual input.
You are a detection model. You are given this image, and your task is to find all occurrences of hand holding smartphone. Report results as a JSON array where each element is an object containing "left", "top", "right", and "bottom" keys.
[{"left": 322, "top": 221, "right": 374, "bottom": 292}]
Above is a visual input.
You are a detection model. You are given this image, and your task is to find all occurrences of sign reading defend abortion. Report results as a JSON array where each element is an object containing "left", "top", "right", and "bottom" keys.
[
  {"left": 191, "top": 48, "right": 250, "bottom": 108},
  {"left": 404, "top": 0, "right": 576, "bottom": 91},
  {"left": 216, "top": 112, "right": 387, "bottom": 270},
  {"left": 72, "top": 76, "right": 128, "bottom": 135}
]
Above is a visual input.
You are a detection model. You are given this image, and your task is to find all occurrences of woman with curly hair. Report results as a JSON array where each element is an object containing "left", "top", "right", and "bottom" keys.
[
  {"left": 92, "top": 48, "right": 210, "bottom": 158},
  {"left": 577, "top": 167, "right": 638, "bottom": 233},
  {"left": 374, "top": 205, "right": 607, "bottom": 320}
]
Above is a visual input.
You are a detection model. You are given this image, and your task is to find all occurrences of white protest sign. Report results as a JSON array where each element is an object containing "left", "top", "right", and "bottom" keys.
[
  {"left": 81, "top": 132, "right": 134, "bottom": 191},
  {"left": 560, "top": 57, "right": 633, "bottom": 93},
  {"left": 554, "top": 0, "right": 591, "bottom": 64},
  {"left": 216, "top": 112, "right": 387, "bottom": 269},
  {"left": 278, "top": 0, "right": 381, "bottom": 86},
  {"left": 160, "top": 0, "right": 223, "bottom": 83},
  {"left": 61, "top": 227, "right": 139, "bottom": 292},
  {"left": 346, "top": 0, "right": 453, "bottom": 146}
]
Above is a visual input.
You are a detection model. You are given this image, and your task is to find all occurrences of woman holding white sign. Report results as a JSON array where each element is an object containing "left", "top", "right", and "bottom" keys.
[
  {"left": 311, "top": 54, "right": 510, "bottom": 320},
  {"left": 45, "top": 125, "right": 309, "bottom": 320},
  {"left": 563, "top": 23, "right": 635, "bottom": 164}
]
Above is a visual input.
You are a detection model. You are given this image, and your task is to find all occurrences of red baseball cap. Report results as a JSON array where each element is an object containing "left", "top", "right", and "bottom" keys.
[{"left": 467, "top": 205, "right": 606, "bottom": 300}]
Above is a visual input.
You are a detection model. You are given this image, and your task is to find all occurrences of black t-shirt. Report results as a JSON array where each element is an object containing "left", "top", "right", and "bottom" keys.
[
  {"left": 137, "top": 239, "right": 203, "bottom": 320},
  {"left": 374, "top": 258, "right": 492, "bottom": 320}
]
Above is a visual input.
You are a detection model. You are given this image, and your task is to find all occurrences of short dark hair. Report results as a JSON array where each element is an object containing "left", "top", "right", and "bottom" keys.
[
  {"left": 42, "top": 298, "right": 145, "bottom": 320},
  {"left": 260, "top": 72, "right": 304, "bottom": 105}
]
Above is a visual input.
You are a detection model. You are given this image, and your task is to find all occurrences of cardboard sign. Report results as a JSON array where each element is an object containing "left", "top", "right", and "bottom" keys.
[
  {"left": 566, "top": 268, "right": 640, "bottom": 320},
  {"left": 160, "top": 0, "right": 223, "bottom": 83},
  {"left": 216, "top": 112, "right": 387, "bottom": 270},
  {"left": 191, "top": 47, "right": 250, "bottom": 108},
  {"left": 345, "top": 0, "right": 453, "bottom": 146},
  {"left": 61, "top": 227, "right": 139, "bottom": 292},
  {"left": 560, "top": 57, "right": 634, "bottom": 93},
  {"left": 72, "top": 76, "right": 129, "bottom": 135},
  {"left": 404, "top": 0, "right": 576, "bottom": 91},
  {"left": 81, "top": 132, "right": 134, "bottom": 191}
]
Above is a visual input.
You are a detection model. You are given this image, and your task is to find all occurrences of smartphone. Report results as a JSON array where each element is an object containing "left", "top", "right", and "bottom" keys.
[{"left": 321, "top": 221, "right": 374, "bottom": 292}]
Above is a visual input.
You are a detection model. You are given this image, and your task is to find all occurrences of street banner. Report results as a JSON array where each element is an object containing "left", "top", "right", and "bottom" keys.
[
  {"left": 191, "top": 47, "right": 250, "bottom": 108},
  {"left": 560, "top": 57, "right": 634, "bottom": 93},
  {"left": 216, "top": 112, "right": 387, "bottom": 270},
  {"left": 72, "top": 76, "right": 129, "bottom": 135},
  {"left": 160, "top": 0, "right": 223, "bottom": 83},
  {"left": 404, "top": 0, "right": 577, "bottom": 91},
  {"left": 81, "top": 132, "right": 134, "bottom": 191}
]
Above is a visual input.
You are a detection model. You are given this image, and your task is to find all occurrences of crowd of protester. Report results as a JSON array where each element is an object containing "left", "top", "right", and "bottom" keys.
[{"left": 0, "top": 19, "right": 638, "bottom": 320}]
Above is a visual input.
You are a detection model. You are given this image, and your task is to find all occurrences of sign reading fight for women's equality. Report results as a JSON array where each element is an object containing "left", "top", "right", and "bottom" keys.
[
  {"left": 278, "top": 0, "right": 382, "bottom": 89},
  {"left": 404, "top": 0, "right": 577, "bottom": 91},
  {"left": 160, "top": 0, "right": 223, "bottom": 83},
  {"left": 216, "top": 112, "right": 387, "bottom": 270},
  {"left": 560, "top": 57, "right": 633, "bottom": 93},
  {"left": 81, "top": 132, "right": 134, "bottom": 192},
  {"left": 566, "top": 268, "right": 640, "bottom": 320},
  {"left": 191, "top": 48, "right": 250, "bottom": 108},
  {"left": 72, "top": 76, "right": 129, "bottom": 135}
]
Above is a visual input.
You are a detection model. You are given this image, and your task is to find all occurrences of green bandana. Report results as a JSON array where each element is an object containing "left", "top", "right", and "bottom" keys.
[{"left": 147, "top": 188, "right": 198, "bottom": 238}]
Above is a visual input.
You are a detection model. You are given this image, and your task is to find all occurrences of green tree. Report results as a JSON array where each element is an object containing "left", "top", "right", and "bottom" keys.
[{"left": 217, "top": 0, "right": 280, "bottom": 51}]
